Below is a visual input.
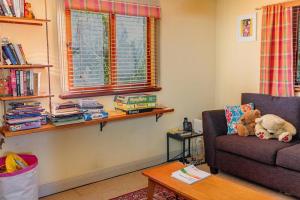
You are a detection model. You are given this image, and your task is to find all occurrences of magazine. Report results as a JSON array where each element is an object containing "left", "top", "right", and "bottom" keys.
[{"left": 171, "top": 165, "right": 211, "bottom": 185}]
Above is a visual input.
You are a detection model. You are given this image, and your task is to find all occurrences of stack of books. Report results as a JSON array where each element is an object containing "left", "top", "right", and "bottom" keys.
[
  {"left": 0, "top": 0, "right": 25, "bottom": 17},
  {"left": 114, "top": 94, "right": 157, "bottom": 114},
  {"left": 0, "top": 69, "right": 41, "bottom": 97},
  {"left": 2, "top": 38, "right": 28, "bottom": 65},
  {"left": 5, "top": 101, "right": 47, "bottom": 132},
  {"left": 171, "top": 165, "right": 211, "bottom": 185},
  {"left": 79, "top": 99, "right": 108, "bottom": 121},
  {"left": 51, "top": 101, "right": 84, "bottom": 126}
]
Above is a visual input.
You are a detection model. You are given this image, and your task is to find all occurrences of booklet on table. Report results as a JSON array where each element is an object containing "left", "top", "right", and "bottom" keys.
[{"left": 171, "top": 165, "right": 211, "bottom": 185}]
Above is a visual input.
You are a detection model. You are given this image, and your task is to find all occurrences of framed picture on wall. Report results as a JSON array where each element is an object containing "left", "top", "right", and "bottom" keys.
[{"left": 237, "top": 13, "right": 257, "bottom": 42}]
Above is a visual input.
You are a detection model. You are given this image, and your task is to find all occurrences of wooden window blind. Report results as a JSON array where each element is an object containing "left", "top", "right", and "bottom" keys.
[
  {"left": 66, "top": 10, "right": 109, "bottom": 91},
  {"left": 62, "top": 10, "right": 160, "bottom": 99},
  {"left": 116, "top": 15, "right": 147, "bottom": 85}
]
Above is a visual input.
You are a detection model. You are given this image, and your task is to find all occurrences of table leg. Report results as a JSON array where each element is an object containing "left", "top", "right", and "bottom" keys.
[
  {"left": 147, "top": 179, "right": 156, "bottom": 200},
  {"left": 167, "top": 135, "right": 170, "bottom": 162},
  {"left": 182, "top": 140, "right": 186, "bottom": 163},
  {"left": 188, "top": 138, "right": 191, "bottom": 157}
]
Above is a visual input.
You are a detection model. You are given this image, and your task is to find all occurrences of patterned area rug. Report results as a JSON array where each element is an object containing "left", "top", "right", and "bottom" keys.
[{"left": 110, "top": 185, "right": 185, "bottom": 200}]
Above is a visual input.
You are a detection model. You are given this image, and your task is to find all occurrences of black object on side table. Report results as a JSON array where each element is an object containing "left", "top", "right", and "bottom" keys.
[{"left": 167, "top": 131, "right": 203, "bottom": 164}]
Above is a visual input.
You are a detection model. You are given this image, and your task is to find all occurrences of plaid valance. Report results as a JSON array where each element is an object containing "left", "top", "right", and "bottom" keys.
[{"left": 64, "top": 0, "right": 161, "bottom": 18}]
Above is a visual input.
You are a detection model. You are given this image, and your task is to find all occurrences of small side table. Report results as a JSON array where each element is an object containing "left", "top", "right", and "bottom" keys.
[{"left": 167, "top": 131, "right": 203, "bottom": 164}]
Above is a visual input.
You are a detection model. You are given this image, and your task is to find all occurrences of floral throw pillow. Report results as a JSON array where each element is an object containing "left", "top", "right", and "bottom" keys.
[{"left": 224, "top": 103, "right": 254, "bottom": 135}]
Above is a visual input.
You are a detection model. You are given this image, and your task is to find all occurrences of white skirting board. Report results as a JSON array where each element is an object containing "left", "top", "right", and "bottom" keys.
[{"left": 39, "top": 153, "right": 173, "bottom": 198}]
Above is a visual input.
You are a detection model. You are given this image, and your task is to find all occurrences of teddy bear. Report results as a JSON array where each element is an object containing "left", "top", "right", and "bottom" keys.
[
  {"left": 255, "top": 114, "right": 297, "bottom": 143},
  {"left": 236, "top": 109, "right": 261, "bottom": 137}
]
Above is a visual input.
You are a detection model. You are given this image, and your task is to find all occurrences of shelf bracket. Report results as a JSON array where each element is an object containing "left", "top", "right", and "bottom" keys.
[
  {"left": 100, "top": 122, "right": 107, "bottom": 132},
  {"left": 156, "top": 113, "right": 164, "bottom": 122}
]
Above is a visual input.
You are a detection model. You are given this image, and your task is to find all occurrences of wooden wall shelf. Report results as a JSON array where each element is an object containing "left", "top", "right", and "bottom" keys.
[
  {"left": 1, "top": 108, "right": 175, "bottom": 137},
  {"left": 0, "top": 94, "right": 54, "bottom": 101},
  {"left": 0, "top": 16, "right": 50, "bottom": 26},
  {"left": 0, "top": 65, "right": 53, "bottom": 69}
]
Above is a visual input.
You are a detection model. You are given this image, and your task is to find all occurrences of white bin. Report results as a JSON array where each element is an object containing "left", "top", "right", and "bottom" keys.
[{"left": 0, "top": 154, "right": 38, "bottom": 200}]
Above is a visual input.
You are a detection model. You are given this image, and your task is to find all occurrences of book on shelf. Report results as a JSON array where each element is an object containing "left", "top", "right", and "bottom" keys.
[
  {"left": 0, "top": 69, "right": 41, "bottom": 97},
  {"left": 12, "top": 0, "right": 20, "bottom": 17},
  {"left": 6, "top": 0, "right": 15, "bottom": 17},
  {"left": 171, "top": 165, "right": 210, "bottom": 185},
  {"left": 17, "top": 44, "right": 27, "bottom": 64},
  {"left": 33, "top": 72, "right": 40, "bottom": 95},
  {"left": 113, "top": 94, "right": 157, "bottom": 114},
  {"left": 2, "top": 43, "right": 18, "bottom": 65},
  {"left": 0, "top": 0, "right": 13, "bottom": 17},
  {"left": 0, "top": 0, "right": 25, "bottom": 17},
  {"left": 2, "top": 48, "right": 12, "bottom": 65},
  {"left": 19, "top": 70, "right": 24, "bottom": 95},
  {"left": 0, "top": 4, "right": 4, "bottom": 16},
  {"left": 1, "top": 38, "right": 28, "bottom": 65},
  {"left": 13, "top": 43, "right": 25, "bottom": 64},
  {"left": 114, "top": 94, "right": 157, "bottom": 105}
]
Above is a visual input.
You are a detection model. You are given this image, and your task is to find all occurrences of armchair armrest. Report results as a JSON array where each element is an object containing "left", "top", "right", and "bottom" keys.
[{"left": 202, "top": 110, "right": 227, "bottom": 170}]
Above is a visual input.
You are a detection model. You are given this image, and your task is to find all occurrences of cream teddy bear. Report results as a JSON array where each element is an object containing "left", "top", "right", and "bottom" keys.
[{"left": 255, "top": 114, "right": 297, "bottom": 143}]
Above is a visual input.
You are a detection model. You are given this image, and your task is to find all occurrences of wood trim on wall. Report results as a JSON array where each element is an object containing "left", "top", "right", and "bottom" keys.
[
  {"left": 256, "top": 0, "right": 300, "bottom": 10},
  {"left": 65, "top": 10, "right": 74, "bottom": 90},
  {"left": 59, "top": 87, "right": 162, "bottom": 99},
  {"left": 285, "top": 0, "right": 300, "bottom": 8}
]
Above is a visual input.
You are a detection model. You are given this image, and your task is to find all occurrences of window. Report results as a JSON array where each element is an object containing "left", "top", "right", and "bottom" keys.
[
  {"left": 63, "top": 10, "right": 160, "bottom": 98},
  {"left": 67, "top": 10, "right": 109, "bottom": 89},
  {"left": 116, "top": 15, "right": 147, "bottom": 85}
]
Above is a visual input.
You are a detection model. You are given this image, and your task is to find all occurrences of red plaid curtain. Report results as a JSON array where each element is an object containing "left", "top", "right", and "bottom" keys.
[
  {"left": 64, "top": 0, "right": 161, "bottom": 18},
  {"left": 260, "top": 5, "right": 294, "bottom": 96}
]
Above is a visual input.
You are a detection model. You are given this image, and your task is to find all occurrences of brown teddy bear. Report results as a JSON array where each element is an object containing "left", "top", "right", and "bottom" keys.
[{"left": 236, "top": 109, "right": 261, "bottom": 137}]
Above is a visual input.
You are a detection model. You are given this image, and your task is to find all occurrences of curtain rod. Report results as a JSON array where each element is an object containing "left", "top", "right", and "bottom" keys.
[{"left": 255, "top": 0, "right": 300, "bottom": 10}]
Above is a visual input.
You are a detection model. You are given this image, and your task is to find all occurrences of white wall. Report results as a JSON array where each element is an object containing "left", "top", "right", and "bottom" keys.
[
  {"left": 0, "top": 0, "right": 216, "bottom": 194},
  {"left": 215, "top": 0, "right": 292, "bottom": 107}
]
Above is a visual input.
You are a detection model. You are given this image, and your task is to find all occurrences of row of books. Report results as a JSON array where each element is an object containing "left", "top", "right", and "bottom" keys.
[
  {"left": 5, "top": 101, "right": 47, "bottom": 132},
  {"left": 0, "top": 0, "right": 25, "bottom": 17},
  {"left": 51, "top": 100, "right": 108, "bottom": 126},
  {"left": 2, "top": 38, "right": 28, "bottom": 65},
  {"left": 51, "top": 101, "right": 84, "bottom": 126},
  {"left": 80, "top": 99, "right": 108, "bottom": 121},
  {"left": 0, "top": 69, "right": 41, "bottom": 97}
]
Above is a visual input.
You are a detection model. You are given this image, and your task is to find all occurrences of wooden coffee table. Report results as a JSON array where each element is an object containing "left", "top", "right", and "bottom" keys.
[{"left": 142, "top": 162, "right": 275, "bottom": 200}]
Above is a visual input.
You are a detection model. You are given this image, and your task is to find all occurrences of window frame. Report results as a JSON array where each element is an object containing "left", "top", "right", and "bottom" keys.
[
  {"left": 293, "top": 7, "right": 300, "bottom": 93},
  {"left": 60, "top": 9, "right": 161, "bottom": 99}
]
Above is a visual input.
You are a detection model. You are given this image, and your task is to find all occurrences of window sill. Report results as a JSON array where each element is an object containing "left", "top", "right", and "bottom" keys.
[{"left": 59, "top": 87, "right": 162, "bottom": 99}]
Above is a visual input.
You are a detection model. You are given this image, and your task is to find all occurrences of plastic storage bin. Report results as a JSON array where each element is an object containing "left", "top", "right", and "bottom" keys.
[{"left": 0, "top": 154, "right": 38, "bottom": 200}]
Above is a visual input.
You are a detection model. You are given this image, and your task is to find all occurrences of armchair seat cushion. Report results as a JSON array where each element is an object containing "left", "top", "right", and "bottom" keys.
[
  {"left": 277, "top": 144, "right": 300, "bottom": 172},
  {"left": 216, "top": 135, "right": 298, "bottom": 165}
]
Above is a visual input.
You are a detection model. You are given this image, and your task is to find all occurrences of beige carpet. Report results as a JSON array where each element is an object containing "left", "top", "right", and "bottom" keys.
[{"left": 40, "top": 164, "right": 297, "bottom": 200}]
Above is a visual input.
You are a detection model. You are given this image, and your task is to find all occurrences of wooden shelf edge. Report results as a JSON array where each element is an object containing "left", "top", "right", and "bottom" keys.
[
  {"left": 0, "top": 64, "right": 53, "bottom": 69},
  {"left": 0, "top": 95, "right": 54, "bottom": 101},
  {"left": 0, "top": 16, "right": 50, "bottom": 26},
  {"left": 0, "top": 108, "right": 175, "bottom": 137}
]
